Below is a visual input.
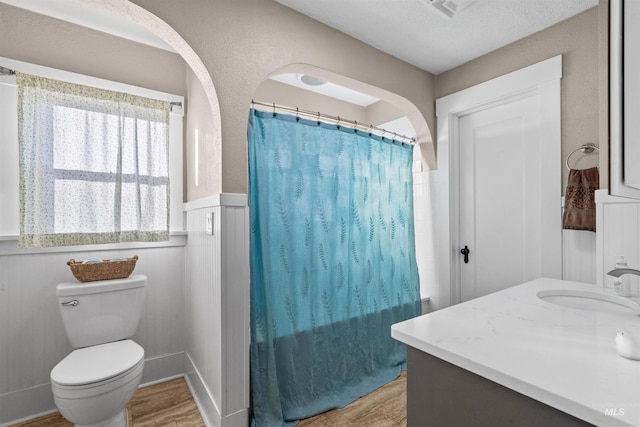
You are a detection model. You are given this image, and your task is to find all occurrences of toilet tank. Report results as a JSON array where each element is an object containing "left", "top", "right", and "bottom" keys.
[{"left": 57, "top": 274, "right": 146, "bottom": 348}]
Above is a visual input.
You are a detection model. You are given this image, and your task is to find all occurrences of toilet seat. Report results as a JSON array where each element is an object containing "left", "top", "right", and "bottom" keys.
[
  {"left": 52, "top": 339, "right": 144, "bottom": 387},
  {"left": 51, "top": 340, "right": 144, "bottom": 400}
]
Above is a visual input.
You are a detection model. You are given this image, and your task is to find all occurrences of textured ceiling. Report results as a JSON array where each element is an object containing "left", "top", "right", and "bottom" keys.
[
  {"left": 273, "top": 0, "right": 599, "bottom": 74},
  {"left": 4, "top": 0, "right": 599, "bottom": 75},
  {"left": 3, "top": 0, "right": 599, "bottom": 108}
]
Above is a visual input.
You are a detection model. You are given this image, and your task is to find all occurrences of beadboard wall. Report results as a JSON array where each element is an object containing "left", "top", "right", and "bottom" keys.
[
  {"left": 548, "top": 190, "right": 640, "bottom": 288},
  {"left": 0, "top": 187, "right": 603, "bottom": 426},
  {"left": 0, "top": 244, "right": 186, "bottom": 425},
  {"left": 184, "top": 194, "right": 250, "bottom": 427},
  {"left": 562, "top": 229, "right": 597, "bottom": 284},
  {"left": 595, "top": 190, "right": 640, "bottom": 291},
  {"left": 413, "top": 170, "right": 439, "bottom": 311},
  {"left": 562, "top": 193, "right": 597, "bottom": 285},
  {"left": 0, "top": 192, "right": 250, "bottom": 427}
]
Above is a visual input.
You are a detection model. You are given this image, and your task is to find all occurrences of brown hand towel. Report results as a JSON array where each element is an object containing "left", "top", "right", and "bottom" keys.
[{"left": 562, "top": 167, "right": 598, "bottom": 232}]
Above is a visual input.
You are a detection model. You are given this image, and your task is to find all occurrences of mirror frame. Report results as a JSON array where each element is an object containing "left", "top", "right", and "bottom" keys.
[{"left": 610, "top": 0, "right": 640, "bottom": 198}]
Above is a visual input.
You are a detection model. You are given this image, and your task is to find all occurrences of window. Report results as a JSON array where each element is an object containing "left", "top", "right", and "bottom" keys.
[{"left": 0, "top": 58, "right": 184, "bottom": 248}]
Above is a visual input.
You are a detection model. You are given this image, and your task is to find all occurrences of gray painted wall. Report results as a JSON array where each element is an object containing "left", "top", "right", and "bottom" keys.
[{"left": 436, "top": 7, "right": 601, "bottom": 192}]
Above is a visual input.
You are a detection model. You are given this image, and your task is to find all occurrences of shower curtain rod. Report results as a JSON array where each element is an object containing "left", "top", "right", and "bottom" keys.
[
  {"left": 0, "top": 66, "right": 16, "bottom": 76},
  {"left": 252, "top": 100, "right": 417, "bottom": 145},
  {"left": 0, "top": 66, "right": 182, "bottom": 110}
]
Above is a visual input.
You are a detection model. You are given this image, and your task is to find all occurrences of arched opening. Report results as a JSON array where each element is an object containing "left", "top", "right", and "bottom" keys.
[
  {"left": 81, "top": 0, "right": 224, "bottom": 199},
  {"left": 0, "top": 2, "right": 437, "bottom": 424},
  {"left": 253, "top": 63, "right": 437, "bottom": 305},
  {"left": 258, "top": 63, "right": 436, "bottom": 171},
  {"left": 0, "top": 2, "right": 230, "bottom": 425}
]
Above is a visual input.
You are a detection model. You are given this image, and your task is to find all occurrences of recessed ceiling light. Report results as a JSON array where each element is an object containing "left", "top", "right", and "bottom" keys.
[
  {"left": 269, "top": 73, "right": 380, "bottom": 107},
  {"left": 299, "top": 74, "right": 327, "bottom": 86}
]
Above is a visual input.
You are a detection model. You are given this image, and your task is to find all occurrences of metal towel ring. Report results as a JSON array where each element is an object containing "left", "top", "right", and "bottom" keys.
[{"left": 565, "top": 143, "right": 600, "bottom": 170}]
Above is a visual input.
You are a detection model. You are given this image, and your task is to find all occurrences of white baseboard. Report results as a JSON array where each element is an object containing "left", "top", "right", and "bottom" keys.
[
  {"left": 184, "top": 353, "right": 219, "bottom": 427},
  {"left": 0, "top": 351, "right": 187, "bottom": 426},
  {"left": 0, "top": 383, "right": 56, "bottom": 427},
  {"left": 183, "top": 353, "right": 249, "bottom": 427},
  {"left": 222, "top": 409, "right": 249, "bottom": 427},
  {"left": 141, "top": 351, "right": 186, "bottom": 385}
]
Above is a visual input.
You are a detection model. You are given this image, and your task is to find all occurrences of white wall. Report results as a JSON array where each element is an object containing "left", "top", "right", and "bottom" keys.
[
  {"left": 184, "top": 195, "right": 249, "bottom": 427},
  {"left": 413, "top": 170, "right": 439, "bottom": 311},
  {"left": 562, "top": 203, "right": 597, "bottom": 285},
  {"left": 562, "top": 230, "right": 597, "bottom": 284},
  {"left": 0, "top": 191, "right": 253, "bottom": 427},
  {"left": 0, "top": 243, "right": 186, "bottom": 425},
  {"left": 596, "top": 190, "right": 640, "bottom": 291}
]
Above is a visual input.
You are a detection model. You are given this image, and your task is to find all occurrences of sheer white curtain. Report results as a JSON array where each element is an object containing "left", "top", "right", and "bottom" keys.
[{"left": 17, "top": 73, "right": 170, "bottom": 248}]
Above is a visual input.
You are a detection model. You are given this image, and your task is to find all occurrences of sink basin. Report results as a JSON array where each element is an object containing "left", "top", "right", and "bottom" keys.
[{"left": 537, "top": 289, "right": 640, "bottom": 314}]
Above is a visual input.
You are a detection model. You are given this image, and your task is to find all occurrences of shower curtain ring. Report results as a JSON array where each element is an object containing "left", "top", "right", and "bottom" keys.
[
  {"left": 296, "top": 107, "right": 299, "bottom": 121},
  {"left": 369, "top": 125, "right": 373, "bottom": 137},
  {"left": 272, "top": 103, "right": 276, "bottom": 117},
  {"left": 317, "top": 112, "right": 321, "bottom": 126},
  {"left": 337, "top": 116, "right": 341, "bottom": 129},
  {"left": 354, "top": 121, "right": 358, "bottom": 133}
]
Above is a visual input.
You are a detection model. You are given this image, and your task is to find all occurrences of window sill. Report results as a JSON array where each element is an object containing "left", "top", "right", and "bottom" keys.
[{"left": 0, "top": 232, "right": 187, "bottom": 256}]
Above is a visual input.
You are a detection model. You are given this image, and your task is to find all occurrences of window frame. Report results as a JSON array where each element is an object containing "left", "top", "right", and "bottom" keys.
[{"left": 0, "top": 57, "right": 184, "bottom": 248}]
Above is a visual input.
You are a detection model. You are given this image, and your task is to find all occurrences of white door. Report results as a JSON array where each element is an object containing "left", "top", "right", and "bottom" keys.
[
  {"left": 458, "top": 95, "right": 544, "bottom": 302},
  {"left": 436, "top": 56, "right": 561, "bottom": 308}
]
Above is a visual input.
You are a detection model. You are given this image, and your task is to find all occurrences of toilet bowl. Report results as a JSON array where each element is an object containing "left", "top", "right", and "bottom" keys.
[
  {"left": 51, "top": 275, "right": 147, "bottom": 427},
  {"left": 51, "top": 340, "right": 144, "bottom": 427}
]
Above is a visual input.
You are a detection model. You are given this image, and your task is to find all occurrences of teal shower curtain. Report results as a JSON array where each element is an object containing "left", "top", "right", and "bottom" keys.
[{"left": 248, "top": 109, "right": 420, "bottom": 427}]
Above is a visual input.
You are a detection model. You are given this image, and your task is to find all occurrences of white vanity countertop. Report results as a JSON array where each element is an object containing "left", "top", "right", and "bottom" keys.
[{"left": 391, "top": 278, "right": 640, "bottom": 427}]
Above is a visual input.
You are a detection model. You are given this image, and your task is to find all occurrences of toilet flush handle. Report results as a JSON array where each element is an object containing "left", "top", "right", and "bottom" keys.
[{"left": 61, "top": 300, "right": 78, "bottom": 307}]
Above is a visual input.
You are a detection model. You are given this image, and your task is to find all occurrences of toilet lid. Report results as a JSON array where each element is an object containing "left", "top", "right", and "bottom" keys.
[{"left": 51, "top": 340, "right": 144, "bottom": 386}]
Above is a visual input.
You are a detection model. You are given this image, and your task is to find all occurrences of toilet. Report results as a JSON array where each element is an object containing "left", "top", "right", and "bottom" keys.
[{"left": 51, "top": 275, "right": 147, "bottom": 427}]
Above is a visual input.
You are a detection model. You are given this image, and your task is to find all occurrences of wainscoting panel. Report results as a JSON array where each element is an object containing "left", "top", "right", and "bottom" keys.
[
  {"left": 0, "top": 245, "right": 186, "bottom": 426},
  {"left": 560, "top": 194, "right": 597, "bottom": 284},
  {"left": 220, "top": 205, "right": 250, "bottom": 418},
  {"left": 184, "top": 194, "right": 249, "bottom": 427},
  {"left": 595, "top": 190, "right": 640, "bottom": 293},
  {"left": 562, "top": 229, "right": 596, "bottom": 284},
  {"left": 413, "top": 170, "right": 440, "bottom": 311},
  {"left": 185, "top": 204, "right": 223, "bottom": 416}
]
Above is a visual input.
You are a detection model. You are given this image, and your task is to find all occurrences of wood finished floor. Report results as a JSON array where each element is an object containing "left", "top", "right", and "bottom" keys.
[
  {"left": 298, "top": 371, "right": 407, "bottom": 427},
  {"left": 12, "top": 377, "right": 205, "bottom": 427},
  {"left": 13, "top": 372, "right": 407, "bottom": 427}
]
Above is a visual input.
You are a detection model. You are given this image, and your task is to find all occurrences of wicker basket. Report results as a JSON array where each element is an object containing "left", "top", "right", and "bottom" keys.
[{"left": 67, "top": 255, "right": 138, "bottom": 282}]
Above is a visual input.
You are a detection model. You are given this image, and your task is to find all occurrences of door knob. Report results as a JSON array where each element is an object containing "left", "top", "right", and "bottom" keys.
[{"left": 460, "top": 246, "right": 470, "bottom": 264}]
